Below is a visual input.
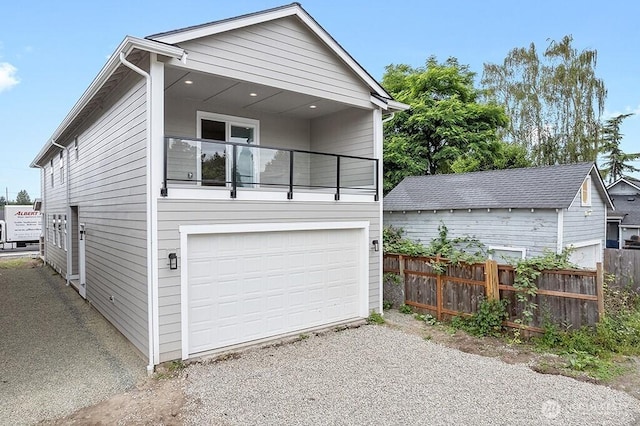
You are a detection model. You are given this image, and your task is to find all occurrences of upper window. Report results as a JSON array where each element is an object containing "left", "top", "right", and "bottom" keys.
[
  {"left": 195, "top": 112, "right": 259, "bottom": 187},
  {"left": 50, "top": 159, "right": 54, "bottom": 187},
  {"left": 581, "top": 177, "right": 591, "bottom": 207},
  {"left": 74, "top": 138, "right": 79, "bottom": 160}
]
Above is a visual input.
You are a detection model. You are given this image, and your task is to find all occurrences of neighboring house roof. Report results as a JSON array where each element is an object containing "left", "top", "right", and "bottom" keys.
[
  {"left": 608, "top": 176, "right": 640, "bottom": 193},
  {"left": 384, "top": 162, "right": 613, "bottom": 211},
  {"left": 31, "top": 3, "right": 407, "bottom": 167},
  {"left": 609, "top": 196, "right": 640, "bottom": 226}
]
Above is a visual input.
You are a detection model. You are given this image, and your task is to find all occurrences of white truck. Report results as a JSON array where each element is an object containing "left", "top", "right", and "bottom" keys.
[{"left": 0, "top": 205, "right": 42, "bottom": 248}]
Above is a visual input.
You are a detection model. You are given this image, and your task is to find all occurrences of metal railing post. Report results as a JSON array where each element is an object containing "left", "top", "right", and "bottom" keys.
[
  {"left": 230, "top": 144, "right": 237, "bottom": 199},
  {"left": 161, "top": 138, "right": 168, "bottom": 197},
  {"left": 287, "top": 151, "right": 294, "bottom": 200},
  {"left": 335, "top": 156, "right": 340, "bottom": 201}
]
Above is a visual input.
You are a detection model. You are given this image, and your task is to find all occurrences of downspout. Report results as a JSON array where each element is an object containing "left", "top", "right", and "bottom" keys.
[
  {"left": 381, "top": 112, "right": 395, "bottom": 124},
  {"left": 119, "top": 52, "right": 156, "bottom": 375},
  {"left": 51, "top": 140, "right": 71, "bottom": 284}
]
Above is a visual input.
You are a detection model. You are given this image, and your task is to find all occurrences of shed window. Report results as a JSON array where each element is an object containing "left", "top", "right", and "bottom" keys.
[{"left": 581, "top": 177, "right": 591, "bottom": 207}]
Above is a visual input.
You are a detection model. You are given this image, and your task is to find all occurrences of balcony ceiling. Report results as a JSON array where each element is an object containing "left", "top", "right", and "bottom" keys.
[{"left": 164, "top": 67, "right": 350, "bottom": 119}]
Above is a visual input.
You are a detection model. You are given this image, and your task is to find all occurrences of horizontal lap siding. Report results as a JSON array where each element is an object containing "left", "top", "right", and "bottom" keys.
[
  {"left": 563, "top": 189, "right": 606, "bottom": 247},
  {"left": 156, "top": 200, "right": 380, "bottom": 362},
  {"left": 310, "top": 109, "right": 374, "bottom": 188},
  {"left": 177, "top": 16, "right": 371, "bottom": 108},
  {"left": 384, "top": 209, "right": 559, "bottom": 258},
  {"left": 42, "top": 156, "right": 68, "bottom": 274},
  {"left": 67, "top": 73, "right": 149, "bottom": 356}
]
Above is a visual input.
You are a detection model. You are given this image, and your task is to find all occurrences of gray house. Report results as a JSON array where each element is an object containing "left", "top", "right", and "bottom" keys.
[
  {"left": 383, "top": 163, "right": 612, "bottom": 268},
  {"left": 30, "top": 4, "right": 407, "bottom": 371},
  {"left": 607, "top": 177, "right": 640, "bottom": 248}
]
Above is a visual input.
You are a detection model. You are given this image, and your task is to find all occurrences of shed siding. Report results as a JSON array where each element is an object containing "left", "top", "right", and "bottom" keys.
[
  {"left": 64, "top": 72, "right": 150, "bottom": 356},
  {"left": 384, "top": 209, "right": 559, "bottom": 259},
  {"left": 563, "top": 187, "right": 607, "bottom": 248},
  {"left": 175, "top": 16, "right": 371, "bottom": 108},
  {"left": 156, "top": 199, "right": 380, "bottom": 362}
]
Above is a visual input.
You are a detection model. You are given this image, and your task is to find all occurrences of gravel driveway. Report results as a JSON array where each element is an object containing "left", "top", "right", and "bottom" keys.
[
  {"left": 184, "top": 325, "right": 640, "bottom": 425},
  {"left": 0, "top": 263, "right": 145, "bottom": 425}
]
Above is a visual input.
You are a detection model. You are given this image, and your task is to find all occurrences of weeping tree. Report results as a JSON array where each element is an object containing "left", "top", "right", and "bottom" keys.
[
  {"left": 482, "top": 35, "right": 607, "bottom": 165},
  {"left": 599, "top": 113, "right": 640, "bottom": 184}
]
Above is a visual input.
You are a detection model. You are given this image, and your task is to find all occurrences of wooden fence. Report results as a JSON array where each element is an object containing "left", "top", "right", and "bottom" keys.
[
  {"left": 383, "top": 254, "right": 604, "bottom": 332},
  {"left": 604, "top": 248, "right": 640, "bottom": 293}
]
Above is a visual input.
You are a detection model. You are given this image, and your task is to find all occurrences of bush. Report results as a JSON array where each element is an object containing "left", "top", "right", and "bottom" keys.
[{"left": 452, "top": 299, "right": 508, "bottom": 337}]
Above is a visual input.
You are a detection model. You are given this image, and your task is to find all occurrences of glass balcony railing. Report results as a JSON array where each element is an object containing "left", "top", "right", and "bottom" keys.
[{"left": 162, "top": 137, "right": 379, "bottom": 200}]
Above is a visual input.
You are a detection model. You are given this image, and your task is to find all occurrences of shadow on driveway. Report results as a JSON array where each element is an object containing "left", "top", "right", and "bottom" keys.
[{"left": 0, "top": 263, "right": 146, "bottom": 425}]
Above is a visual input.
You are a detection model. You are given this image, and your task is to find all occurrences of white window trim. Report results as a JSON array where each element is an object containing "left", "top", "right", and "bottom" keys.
[
  {"left": 50, "top": 159, "right": 54, "bottom": 187},
  {"left": 59, "top": 151, "right": 65, "bottom": 184},
  {"left": 196, "top": 111, "right": 260, "bottom": 187},
  {"left": 63, "top": 215, "right": 67, "bottom": 251},
  {"left": 581, "top": 176, "right": 592, "bottom": 207},
  {"left": 488, "top": 245, "right": 526, "bottom": 261}
]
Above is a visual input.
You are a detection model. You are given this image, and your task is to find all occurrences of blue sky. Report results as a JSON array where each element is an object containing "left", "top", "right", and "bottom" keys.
[{"left": 1, "top": 0, "right": 639, "bottom": 200}]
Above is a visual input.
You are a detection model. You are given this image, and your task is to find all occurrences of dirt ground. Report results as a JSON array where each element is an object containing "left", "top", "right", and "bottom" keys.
[{"left": 37, "top": 308, "right": 640, "bottom": 425}]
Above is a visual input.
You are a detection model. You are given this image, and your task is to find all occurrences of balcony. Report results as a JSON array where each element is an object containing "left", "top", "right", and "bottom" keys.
[{"left": 162, "top": 137, "right": 379, "bottom": 201}]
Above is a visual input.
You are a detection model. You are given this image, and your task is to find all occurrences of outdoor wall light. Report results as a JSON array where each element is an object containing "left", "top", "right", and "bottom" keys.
[
  {"left": 168, "top": 252, "right": 178, "bottom": 270},
  {"left": 372, "top": 240, "right": 380, "bottom": 252}
]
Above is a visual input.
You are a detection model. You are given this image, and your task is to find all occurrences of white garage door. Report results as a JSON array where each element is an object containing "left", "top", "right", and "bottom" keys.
[{"left": 185, "top": 227, "right": 365, "bottom": 356}]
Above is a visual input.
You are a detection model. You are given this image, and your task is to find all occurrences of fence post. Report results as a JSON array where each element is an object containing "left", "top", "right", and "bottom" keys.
[
  {"left": 436, "top": 255, "right": 443, "bottom": 321},
  {"left": 596, "top": 262, "right": 605, "bottom": 320},
  {"left": 485, "top": 259, "right": 499, "bottom": 301},
  {"left": 398, "top": 255, "right": 406, "bottom": 305}
]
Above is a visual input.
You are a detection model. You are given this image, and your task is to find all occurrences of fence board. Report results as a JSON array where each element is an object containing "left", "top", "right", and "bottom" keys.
[
  {"left": 604, "top": 248, "right": 640, "bottom": 293},
  {"left": 383, "top": 254, "right": 602, "bottom": 331}
]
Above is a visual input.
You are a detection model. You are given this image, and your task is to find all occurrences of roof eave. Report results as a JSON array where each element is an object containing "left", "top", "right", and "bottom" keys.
[{"left": 30, "top": 36, "right": 184, "bottom": 167}]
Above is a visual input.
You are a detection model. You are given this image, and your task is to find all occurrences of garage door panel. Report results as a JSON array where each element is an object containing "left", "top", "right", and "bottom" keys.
[{"left": 186, "top": 228, "right": 364, "bottom": 355}]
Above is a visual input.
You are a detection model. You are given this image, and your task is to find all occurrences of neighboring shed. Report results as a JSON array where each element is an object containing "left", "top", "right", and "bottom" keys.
[
  {"left": 606, "top": 177, "right": 640, "bottom": 248},
  {"left": 383, "top": 163, "right": 612, "bottom": 268}
]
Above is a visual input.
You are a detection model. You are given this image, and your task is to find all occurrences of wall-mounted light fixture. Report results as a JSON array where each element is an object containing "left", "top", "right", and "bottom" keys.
[
  {"left": 168, "top": 252, "right": 178, "bottom": 270},
  {"left": 372, "top": 239, "right": 379, "bottom": 252}
]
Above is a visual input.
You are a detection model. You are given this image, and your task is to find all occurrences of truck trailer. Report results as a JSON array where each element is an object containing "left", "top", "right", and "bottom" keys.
[{"left": 0, "top": 205, "right": 42, "bottom": 248}]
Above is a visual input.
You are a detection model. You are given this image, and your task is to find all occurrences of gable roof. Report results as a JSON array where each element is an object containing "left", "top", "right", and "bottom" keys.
[
  {"left": 384, "top": 162, "right": 613, "bottom": 211},
  {"left": 147, "top": 3, "right": 400, "bottom": 106},
  {"left": 607, "top": 176, "right": 640, "bottom": 192}
]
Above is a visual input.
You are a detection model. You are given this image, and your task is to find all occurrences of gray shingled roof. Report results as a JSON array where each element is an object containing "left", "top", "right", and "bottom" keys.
[
  {"left": 384, "top": 162, "right": 603, "bottom": 211},
  {"left": 610, "top": 196, "right": 640, "bottom": 226}
]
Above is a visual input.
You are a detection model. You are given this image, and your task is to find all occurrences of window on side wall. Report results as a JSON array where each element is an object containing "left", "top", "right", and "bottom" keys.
[
  {"left": 581, "top": 177, "right": 591, "bottom": 207},
  {"left": 50, "top": 159, "right": 54, "bottom": 187},
  {"left": 59, "top": 151, "right": 64, "bottom": 184},
  {"left": 63, "top": 215, "right": 67, "bottom": 251}
]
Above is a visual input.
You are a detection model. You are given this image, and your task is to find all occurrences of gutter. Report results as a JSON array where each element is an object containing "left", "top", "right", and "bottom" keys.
[{"left": 118, "top": 52, "right": 156, "bottom": 376}]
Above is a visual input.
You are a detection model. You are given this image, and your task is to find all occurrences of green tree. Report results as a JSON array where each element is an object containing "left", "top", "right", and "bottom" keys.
[
  {"left": 450, "top": 140, "right": 531, "bottom": 173},
  {"left": 14, "top": 190, "right": 31, "bottom": 205},
  {"left": 599, "top": 113, "right": 640, "bottom": 184},
  {"left": 0, "top": 196, "right": 6, "bottom": 206},
  {"left": 383, "top": 57, "right": 508, "bottom": 192},
  {"left": 482, "top": 35, "right": 607, "bottom": 165}
]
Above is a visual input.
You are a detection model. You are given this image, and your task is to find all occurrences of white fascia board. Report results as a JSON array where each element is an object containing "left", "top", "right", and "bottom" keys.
[
  {"left": 386, "top": 99, "right": 410, "bottom": 111},
  {"left": 151, "top": 4, "right": 393, "bottom": 100},
  {"left": 589, "top": 164, "right": 614, "bottom": 209},
  {"left": 30, "top": 36, "right": 184, "bottom": 168},
  {"left": 608, "top": 178, "right": 640, "bottom": 192}
]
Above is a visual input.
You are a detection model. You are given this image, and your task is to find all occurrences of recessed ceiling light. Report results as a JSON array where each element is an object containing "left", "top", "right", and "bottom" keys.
[
  {"left": 184, "top": 80, "right": 193, "bottom": 85},
  {"left": 249, "top": 92, "right": 258, "bottom": 97},
  {"left": 309, "top": 105, "right": 317, "bottom": 109}
]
